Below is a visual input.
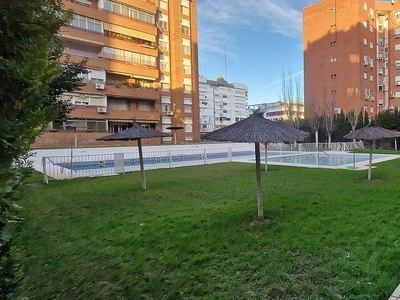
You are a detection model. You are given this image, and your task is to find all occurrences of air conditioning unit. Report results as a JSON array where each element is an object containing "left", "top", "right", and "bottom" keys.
[
  {"left": 97, "top": 107, "right": 107, "bottom": 113},
  {"left": 166, "top": 111, "right": 174, "bottom": 116},
  {"left": 390, "top": 93, "right": 396, "bottom": 98},
  {"left": 389, "top": 106, "right": 394, "bottom": 110},
  {"left": 95, "top": 83, "right": 105, "bottom": 90}
]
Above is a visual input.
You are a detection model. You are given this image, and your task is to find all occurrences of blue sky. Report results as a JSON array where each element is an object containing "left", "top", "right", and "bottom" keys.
[{"left": 196, "top": 0, "right": 318, "bottom": 105}]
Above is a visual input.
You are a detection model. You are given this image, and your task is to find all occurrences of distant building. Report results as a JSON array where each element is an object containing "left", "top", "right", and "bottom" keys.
[
  {"left": 304, "top": 0, "right": 400, "bottom": 118},
  {"left": 248, "top": 101, "right": 304, "bottom": 122},
  {"left": 199, "top": 76, "right": 249, "bottom": 133}
]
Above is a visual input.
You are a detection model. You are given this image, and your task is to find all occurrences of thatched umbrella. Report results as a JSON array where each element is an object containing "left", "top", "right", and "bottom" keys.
[
  {"left": 202, "top": 111, "right": 309, "bottom": 220},
  {"left": 98, "top": 120, "right": 170, "bottom": 190},
  {"left": 344, "top": 125, "right": 400, "bottom": 180}
]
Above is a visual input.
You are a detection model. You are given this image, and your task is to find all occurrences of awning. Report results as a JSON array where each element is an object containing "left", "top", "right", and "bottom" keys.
[
  {"left": 59, "top": 35, "right": 104, "bottom": 46},
  {"left": 108, "top": 119, "right": 159, "bottom": 124}
]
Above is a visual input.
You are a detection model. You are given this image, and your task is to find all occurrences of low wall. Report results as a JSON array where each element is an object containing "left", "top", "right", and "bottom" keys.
[{"left": 31, "top": 132, "right": 164, "bottom": 149}]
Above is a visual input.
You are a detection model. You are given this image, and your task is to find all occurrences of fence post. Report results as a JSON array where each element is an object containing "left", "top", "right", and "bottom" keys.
[
  {"left": 42, "top": 157, "right": 48, "bottom": 184},
  {"left": 203, "top": 149, "right": 207, "bottom": 165},
  {"left": 168, "top": 150, "right": 173, "bottom": 168}
]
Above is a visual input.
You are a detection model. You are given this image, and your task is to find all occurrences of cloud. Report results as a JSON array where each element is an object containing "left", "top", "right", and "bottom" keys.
[
  {"left": 198, "top": 0, "right": 304, "bottom": 39},
  {"left": 197, "top": 0, "right": 309, "bottom": 59}
]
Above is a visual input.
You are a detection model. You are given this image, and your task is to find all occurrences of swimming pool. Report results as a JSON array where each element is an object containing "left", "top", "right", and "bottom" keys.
[{"left": 266, "top": 152, "right": 389, "bottom": 167}]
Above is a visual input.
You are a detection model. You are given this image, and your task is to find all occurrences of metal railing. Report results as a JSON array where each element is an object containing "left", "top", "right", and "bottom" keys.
[{"left": 41, "top": 142, "right": 364, "bottom": 183}]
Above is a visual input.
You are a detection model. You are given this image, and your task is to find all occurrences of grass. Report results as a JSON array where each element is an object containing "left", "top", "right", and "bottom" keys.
[{"left": 14, "top": 159, "right": 400, "bottom": 300}]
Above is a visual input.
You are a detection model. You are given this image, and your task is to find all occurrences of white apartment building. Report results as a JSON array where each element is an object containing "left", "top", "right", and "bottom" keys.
[
  {"left": 248, "top": 101, "right": 304, "bottom": 122},
  {"left": 199, "top": 75, "right": 248, "bottom": 133}
]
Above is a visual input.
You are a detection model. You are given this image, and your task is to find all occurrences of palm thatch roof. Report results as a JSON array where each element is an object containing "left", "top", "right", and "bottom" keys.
[
  {"left": 202, "top": 111, "right": 309, "bottom": 143},
  {"left": 98, "top": 120, "right": 170, "bottom": 141},
  {"left": 344, "top": 125, "right": 400, "bottom": 141}
]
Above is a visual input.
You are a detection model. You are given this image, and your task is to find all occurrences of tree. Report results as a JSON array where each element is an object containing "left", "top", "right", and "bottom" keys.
[
  {"left": 322, "top": 89, "right": 336, "bottom": 149},
  {"left": 307, "top": 94, "right": 322, "bottom": 151},
  {"left": 280, "top": 68, "right": 295, "bottom": 126},
  {"left": 0, "top": 1, "right": 86, "bottom": 298}
]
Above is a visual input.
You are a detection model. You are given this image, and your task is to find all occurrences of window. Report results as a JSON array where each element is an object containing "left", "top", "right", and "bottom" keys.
[
  {"left": 161, "top": 62, "right": 169, "bottom": 71},
  {"left": 182, "top": 45, "right": 191, "bottom": 55},
  {"left": 378, "top": 25, "right": 383, "bottom": 31},
  {"left": 363, "top": 37, "right": 367, "bottom": 45},
  {"left": 330, "top": 57, "right": 336, "bottom": 62},
  {"left": 363, "top": 2, "right": 367, "bottom": 11},
  {"left": 378, "top": 68, "right": 383, "bottom": 75},
  {"left": 184, "top": 117, "right": 192, "bottom": 132},
  {"left": 378, "top": 39, "right": 384, "bottom": 46},
  {"left": 159, "top": 40, "right": 169, "bottom": 51},
  {"left": 395, "top": 10, "right": 400, "bottom": 19},
  {"left": 184, "top": 104, "right": 192, "bottom": 113},
  {"left": 161, "top": 83, "right": 170, "bottom": 90},
  {"left": 183, "top": 84, "right": 191, "bottom": 93},
  {"left": 103, "top": 47, "right": 156, "bottom": 67},
  {"left": 71, "top": 14, "right": 102, "bottom": 33},
  {"left": 158, "top": 20, "right": 168, "bottom": 31},
  {"left": 108, "top": 99, "right": 128, "bottom": 110},
  {"left": 183, "top": 65, "right": 191, "bottom": 74},
  {"left": 396, "top": 59, "right": 400, "bottom": 69},
  {"left": 370, "top": 74, "right": 373, "bottom": 81},
  {"left": 396, "top": 44, "right": 400, "bottom": 51},
  {"left": 395, "top": 27, "right": 400, "bottom": 37},
  {"left": 370, "top": 41, "right": 373, "bottom": 49},
  {"left": 181, "top": 25, "right": 190, "bottom": 35},
  {"left": 363, "top": 71, "right": 368, "bottom": 79},
  {"left": 378, "top": 85, "right": 383, "bottom": 91},
  {"left": 363, "top": 20, "right": 367, "bottom": 28},
  {"left": 181, "top": 5, "right": 189, "bottom": 15},
  {"left": 161, "top": 104, "right": 170, "bottom": 112},
  {"left": 103, "top": 1, "right": 155, "bottom": 24},
  {"left": 370, "top": 25, "right": 373, "bottom": 33},
  {"left": 138, "top": 102, "right": 150, "bottom": 111},
  {"left": 330, "top": 41, "right": 337, "bottom": 46}
]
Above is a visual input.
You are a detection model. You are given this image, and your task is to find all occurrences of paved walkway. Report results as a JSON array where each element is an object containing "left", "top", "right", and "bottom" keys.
[{"left": 390, "top": 284, "right": 400, "bottom": 299}]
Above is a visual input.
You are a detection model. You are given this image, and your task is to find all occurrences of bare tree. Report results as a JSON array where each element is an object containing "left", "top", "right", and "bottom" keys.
[
  {"left": 308, "top": 94, "right": 321, "bottom": 151},
  {"left": 322, "top": 89, "right": 336, "bottom": 149},
  {"left": 294, "top": 76, "right": 303, "bottom": 129},
  {"left": 280, "top": 68, "right": 295, "bottom": 126}
]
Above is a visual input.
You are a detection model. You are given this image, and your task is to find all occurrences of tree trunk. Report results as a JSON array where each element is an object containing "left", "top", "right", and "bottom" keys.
[{"left": 315, "top": 130, "right": 319, "bottom": 151}]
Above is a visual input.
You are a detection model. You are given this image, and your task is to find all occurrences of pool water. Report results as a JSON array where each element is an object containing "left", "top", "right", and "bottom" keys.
[{"left": 267, "top": 153, "right": 387, "bottom": 167}]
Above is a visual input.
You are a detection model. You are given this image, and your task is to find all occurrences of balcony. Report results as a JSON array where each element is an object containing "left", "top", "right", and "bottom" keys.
[
  {"left": 67, "top": 54, "right": 159, "bottom": 79},
  {"left": 79, "top": 82, "right": 159, "bottom": 100}
]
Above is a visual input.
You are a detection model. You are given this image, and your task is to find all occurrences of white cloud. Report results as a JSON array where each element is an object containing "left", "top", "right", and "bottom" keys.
[
  {"left": 197, "top": 0, "right": 309, "bottom": 59},
  {"left": 198, "top": 0, "right": 304, "bottom": 39}
]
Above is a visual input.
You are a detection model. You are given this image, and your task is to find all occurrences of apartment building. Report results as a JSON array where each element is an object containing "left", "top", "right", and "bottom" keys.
[
  {"left": 33, "top": 0, "right": 199, "bottom": 148},
  {"left": 303, "top": 0, "right": 400, "bottom": 119},
  {"left": 199, "top": 76, "right": 248, "bottom": 133},
  {"left": 248, "top": 101, "right": 305, "bottom": 122}
]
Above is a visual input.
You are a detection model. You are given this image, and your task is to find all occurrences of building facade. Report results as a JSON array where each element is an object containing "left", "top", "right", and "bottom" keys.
[
  {"left": 33, "top": 0, "right": 199, "bottom": 148},
  {"left": 198, "top": 76, "right": 248, "bottom": 133},
  {"left": 303, "top": 0, "right": 400, "bottom": 119},
  {"left": 248, "top": 101, "right": 305, "bottom": 122}
]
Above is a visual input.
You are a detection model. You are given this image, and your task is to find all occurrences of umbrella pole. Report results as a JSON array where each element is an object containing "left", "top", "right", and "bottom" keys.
[
  {"left": 138, "top": 139, "right": 147, "bottom": 190},
  {"left": 264, "top": 142, "right": 268, "bottom": 172},
  {"left": 368, "top": 140, "right": 374, "bottom": 181},
  {"left": 255, "top": 142, "right": 264, "bottom": 220}
]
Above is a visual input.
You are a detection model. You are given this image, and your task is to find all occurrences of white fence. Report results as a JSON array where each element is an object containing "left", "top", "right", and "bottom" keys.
[{"left": 41, "top": 142, "right": 364, "bottom": 183}]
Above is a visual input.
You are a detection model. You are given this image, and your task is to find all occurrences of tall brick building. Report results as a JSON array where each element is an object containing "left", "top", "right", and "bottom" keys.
[
  {"left": 34, "top": 0, "right": 199, "bottom": 148},
  {"left": 304, "top": 0, "right": 400, "bottom": 118}
]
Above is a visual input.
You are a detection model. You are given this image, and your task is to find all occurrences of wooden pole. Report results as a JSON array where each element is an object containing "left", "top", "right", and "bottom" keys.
[
  {"left": 368, "top": 140, "right": 374, "bottom": 181},
  {"left": 255, "top": 142, "right": 264, "bottom": 220},
  {"left": 138, "top": 139, "right": 146, "bottom": 190},
  {"left": 264, "top": 142, "right": 268, "bottom": 172}
]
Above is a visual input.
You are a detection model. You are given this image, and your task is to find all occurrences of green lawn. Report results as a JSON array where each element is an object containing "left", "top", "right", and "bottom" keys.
[{"left": 15, "top": 159, "right": 400, "bottom": 299}]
